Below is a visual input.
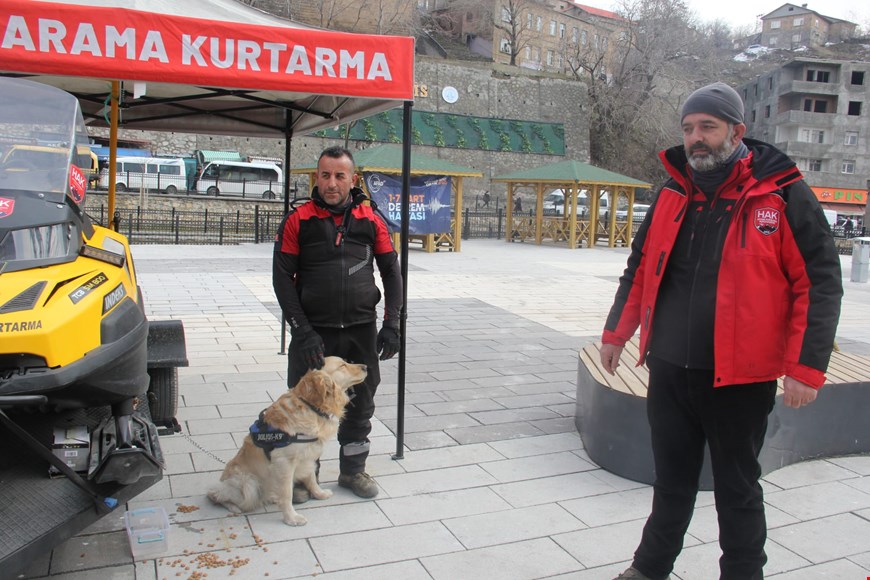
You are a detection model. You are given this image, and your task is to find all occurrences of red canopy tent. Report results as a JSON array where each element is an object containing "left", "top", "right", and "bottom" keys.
[{"left": 1, "top": 0, "right": 417, "bottom": 456}]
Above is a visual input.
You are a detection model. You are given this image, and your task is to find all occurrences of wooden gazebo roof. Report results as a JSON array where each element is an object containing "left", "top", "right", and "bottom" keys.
[{"left": 492, "top": 159, "right": 651, "bottom": 249}]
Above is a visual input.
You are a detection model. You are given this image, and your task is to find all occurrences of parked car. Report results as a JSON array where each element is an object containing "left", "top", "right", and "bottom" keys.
[
  {"left": 542, "top": 190, "right": 610, "bottom": 218},
  {"left": 615, "top": 204, "right": 651, "bottom": 222}
]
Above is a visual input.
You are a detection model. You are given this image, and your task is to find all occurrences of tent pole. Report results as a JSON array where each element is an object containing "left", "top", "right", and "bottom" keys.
[
  {"left": 108, "top": 81, "right": 120, "bottom": 230},
  {"left": 393, "top": 100, "right": 413, "bottom": 461},
  {"left": 279, "top": 117, "right": 292, "bottom": 355}
]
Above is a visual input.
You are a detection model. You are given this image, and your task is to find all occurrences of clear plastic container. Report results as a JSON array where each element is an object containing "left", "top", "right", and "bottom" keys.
[{"left": 124, "top": 507, "right": 169, "bottom": 560}]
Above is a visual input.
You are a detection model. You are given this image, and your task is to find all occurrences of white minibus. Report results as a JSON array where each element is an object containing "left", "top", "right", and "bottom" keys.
[
  {"left": 195, "top": 161, "right": 283, "bottom": 199},
  {"left": 98, "top": 157, "right": 187, "bottom": 194}
]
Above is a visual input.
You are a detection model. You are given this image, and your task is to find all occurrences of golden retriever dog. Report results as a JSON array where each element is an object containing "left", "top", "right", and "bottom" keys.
[{"left": 207, "top": 356, "right": 366, "bottom": 526}]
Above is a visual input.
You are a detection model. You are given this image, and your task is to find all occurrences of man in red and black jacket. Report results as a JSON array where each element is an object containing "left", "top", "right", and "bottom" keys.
[
  {"left": 273, "top": 146, "right": 402, "bottom": 500},
  {"left": 604, "top": 83, "right": 842, "bottom": 580}
]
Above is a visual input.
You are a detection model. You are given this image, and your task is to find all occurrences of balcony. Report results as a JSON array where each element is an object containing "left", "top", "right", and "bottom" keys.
[
  {"left": 778, "top": 141, "right": 831, "bottom": 158},
  {"left": 777, "top": 80, "right": 841, "bottom": 96},
  {"left": 774, "top": 110, "right": 834, "bottom": 125}
]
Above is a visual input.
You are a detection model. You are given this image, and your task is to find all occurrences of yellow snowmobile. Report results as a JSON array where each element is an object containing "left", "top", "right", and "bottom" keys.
[{"left": 0, "top": 77, "right": 183, "bottom": 499}]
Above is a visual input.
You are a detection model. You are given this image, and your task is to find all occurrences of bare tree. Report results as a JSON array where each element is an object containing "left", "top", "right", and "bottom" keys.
[
  {"left": 565, "top": 0, "right": 717, "bottom": 182},
  {"left": 492, "top": 0, "right": 538, "bottom": 66}
]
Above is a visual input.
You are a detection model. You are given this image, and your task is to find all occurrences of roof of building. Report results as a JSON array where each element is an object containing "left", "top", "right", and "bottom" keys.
[
  {"left": 761, "top": 3, "right": 856, "bottom": 26},
  {"left": 571, "top": 2, "right": 622, "bottom": 21},
  {"left": 492, "top": 159, "right": 650, "bottom": 188},
  {"left": 291, "top": 144, "right": 483, "bottom": 177}
]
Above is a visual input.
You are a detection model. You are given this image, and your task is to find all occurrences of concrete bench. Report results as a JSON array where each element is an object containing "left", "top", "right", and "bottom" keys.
[{"left": 575, "top": 338, "right": 870, "bottom": 490}]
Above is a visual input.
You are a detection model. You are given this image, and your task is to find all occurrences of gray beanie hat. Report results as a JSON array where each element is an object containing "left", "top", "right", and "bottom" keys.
[{"left": 681, "top": 82, "right": 744, "bottom": 124}]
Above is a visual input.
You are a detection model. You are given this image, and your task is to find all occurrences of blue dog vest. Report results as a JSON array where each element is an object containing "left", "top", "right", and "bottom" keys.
[{"left": 250, "top": 410, "right": 317, "bottom": 460}]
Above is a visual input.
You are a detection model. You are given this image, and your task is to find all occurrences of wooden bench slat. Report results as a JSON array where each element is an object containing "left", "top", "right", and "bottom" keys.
[{"left": 581, "top": 337, "right": 868, "bottom": 398}]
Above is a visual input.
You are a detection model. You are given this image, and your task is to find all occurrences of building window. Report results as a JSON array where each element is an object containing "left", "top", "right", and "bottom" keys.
[
  {"left": 768, "top": 77, "right": 773, "bottom": 89},
  {"left": 533, "top": 47, "right": 540, "bottom": 62},
  {"left": 848, "top": 101, "right": 863, "bottom": 116},
  {"left": 803, "top": 99, "right": 828, "bottom": 113},
  {"left": 501, "top": 6, "right": 511, "bottom": 22},
  {"left": 527, "top": 12, "right": 533, "bottom": 29},
  {"left": 602, "top": 37, "right": 608, "bottom": 51},
  {"left": 794, "top": 17, "right": 804, "bottom": 25},
  {"left": 768, "top": 36, "right": 778, "bottom": 46},
  {"left": 559, "top": 23, "right": 565, "bottom": 38},
  {"left": 536, "top": 16, "right": 542, "bottom": 31},
  {"left": 751, "top": 110, "right": 757, "bottom": 122},
  {"left": 500, "top": 38, "right": 511, "bottom": 53},
  {"left": 525, "top": 46, "right": 531, "bottom": 60},
  {"left": 765, "top": 105, "right": 771, "bottom": 118},
  {"left": 801, "top": 158, "right": 823, "bottom": 172},
  {"left": 852, "top": 71, "right": 865, "bottom": 85},
  {"left": 549, "top": 20, "right": 556, "bottom": 35},
  {"left": 842, "top": 160, "right": 856, "bottom": 174},
  {"left": 792, "top": 34, "right": 801, "bottom": 43},
  {"left": 572, "top": 27, "right": 578, "bottom": 43},
  {"left": 547, "top": 50, "right": 554, "bottom": 66},
  {"left": 845, "top": 131, "right": 858, "bottom": 145},
  {"left": 581, "top": 30, "right": 587, "bottom": 45},
  {"left": 806, "top": 69, "right": 830, "bottom": 82},
  {"left": 770, "top": 20, "right": 781, "bottom": 29},
  {"left": 799, "top": 128, "right": 825, "bottom": 143}
]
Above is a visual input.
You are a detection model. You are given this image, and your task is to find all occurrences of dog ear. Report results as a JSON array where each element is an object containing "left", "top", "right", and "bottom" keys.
[{"left": 303, "top": 371, "right": 335, "bottom": 409}]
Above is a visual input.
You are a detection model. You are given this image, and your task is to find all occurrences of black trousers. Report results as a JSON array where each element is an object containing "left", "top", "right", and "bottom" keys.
[
  {"left": 632, "top": 356, "right": 777, "bottom": 580},
  {"left": 287, "top": 322, "right": 381, "bottom": 476}
]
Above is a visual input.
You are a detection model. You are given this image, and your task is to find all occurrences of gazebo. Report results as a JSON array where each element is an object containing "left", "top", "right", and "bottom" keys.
[
  {"left": 291, "top": 144, "right": 482, "bottom": 252},
  {"left": 492, "top": 160, "right": 651, "bottom": 249}
]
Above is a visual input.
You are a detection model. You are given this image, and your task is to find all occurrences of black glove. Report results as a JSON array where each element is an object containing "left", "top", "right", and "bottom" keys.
[
  {"left": 295, "top": 328, "right": 325, "bottom": 370},
  {"left": 377, "top": 325, "right": 401, "bottom": 361}
]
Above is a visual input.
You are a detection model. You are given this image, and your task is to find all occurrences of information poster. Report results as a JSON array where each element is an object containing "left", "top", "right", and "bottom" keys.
[{"left": 365, "top": 172, "right": 451, "bottom": 234}]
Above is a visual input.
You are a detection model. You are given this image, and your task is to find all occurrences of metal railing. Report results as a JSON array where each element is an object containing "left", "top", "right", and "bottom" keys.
[
  {"left": 88, "top": 204, "right": 284, "bottom": 245},
  {"left": 84, "top": 203, "right": 865, "bottom": 253}
]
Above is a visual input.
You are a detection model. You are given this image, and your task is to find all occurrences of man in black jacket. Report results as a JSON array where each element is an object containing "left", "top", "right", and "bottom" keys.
[{"left": 273, "top": 146, "right": 402, "bottom": 499}]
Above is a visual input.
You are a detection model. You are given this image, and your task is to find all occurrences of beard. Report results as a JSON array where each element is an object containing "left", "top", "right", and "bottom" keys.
[{"left": 687, "top": 126, "right": 737, "bottom": 173}]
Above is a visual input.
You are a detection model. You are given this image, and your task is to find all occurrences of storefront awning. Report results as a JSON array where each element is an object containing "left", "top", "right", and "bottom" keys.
[{"left": 820, "top": 203, "right": 865, "bottom": 216}]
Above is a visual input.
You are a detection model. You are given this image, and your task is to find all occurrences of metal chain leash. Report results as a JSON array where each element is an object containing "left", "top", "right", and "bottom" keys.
[{"left": 176, "top": 428, "right": 227, "bottom": 465}]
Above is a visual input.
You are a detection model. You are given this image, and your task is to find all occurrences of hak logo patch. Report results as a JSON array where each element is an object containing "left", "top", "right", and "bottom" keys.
[
  {"left": 0, "top": 197, "right": 15, "bottom": 218},
  {"left": 754, "top": 207, "right": 780, "bottom": 236}
]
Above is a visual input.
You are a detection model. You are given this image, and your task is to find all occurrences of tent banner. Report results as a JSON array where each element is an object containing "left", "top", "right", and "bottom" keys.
[
  {"left": 811, "top": 186, "right": 866, "bottom": 205},
  {"left": 0, "top": 0, "right": 415, "bottom": 100},
  {"left": 365, "top": 172, "right": 451, "bottom": 235}
]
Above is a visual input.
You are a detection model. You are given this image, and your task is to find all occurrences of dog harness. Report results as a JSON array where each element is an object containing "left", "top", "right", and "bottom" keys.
[{"left": 249, "top": 399, "right": 331, "bottom": 460}]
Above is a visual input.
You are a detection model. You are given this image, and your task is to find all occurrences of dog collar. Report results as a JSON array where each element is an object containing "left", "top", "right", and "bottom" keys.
[{"left": 300, "top": 398, "right": 332, "bottom": 420}]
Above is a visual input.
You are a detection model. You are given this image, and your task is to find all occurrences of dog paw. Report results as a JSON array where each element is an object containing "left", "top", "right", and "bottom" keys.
[
  {"left": 283, "top": 513, "right": 308, "bottom": 526},
  {"left": 311, "top": 488, "right": 332, "bottom": 500}
]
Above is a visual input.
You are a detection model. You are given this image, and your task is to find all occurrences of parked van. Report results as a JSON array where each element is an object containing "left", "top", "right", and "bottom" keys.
[
  {"left": 98, "top": 156, "right": 187, "bottom": 194},
  {"left": 195, "top": 160, "right": 283, "bottom": 199}
]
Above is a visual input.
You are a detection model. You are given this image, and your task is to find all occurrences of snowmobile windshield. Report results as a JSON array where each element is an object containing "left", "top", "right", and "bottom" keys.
[{"left": 0, "top": 77, "right": 92, "bottom": 204}]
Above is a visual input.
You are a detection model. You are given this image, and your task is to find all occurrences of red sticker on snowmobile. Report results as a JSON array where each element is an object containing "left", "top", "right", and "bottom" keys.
[
  {"left": 69, "top": 165, "right": 86, "bottom": 204},
  {"left": 0, "top": 197, "right": 15, "bottom": 218}
]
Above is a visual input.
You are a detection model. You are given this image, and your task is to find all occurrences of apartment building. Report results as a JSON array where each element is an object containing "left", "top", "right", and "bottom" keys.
[
  {"left": 741, "top": 57, "right": 869, "bottom": 217},
  {"left": 426, "top": 0, "right": 624, "bottom": 76},
  {"left": 760, "top": 3, "right": 857, "bottom": 50}
]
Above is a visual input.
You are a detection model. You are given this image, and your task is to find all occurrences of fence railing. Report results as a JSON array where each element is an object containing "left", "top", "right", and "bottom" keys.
[
  {"left": 85, "top": 203, "right": 865, "bottom": 253},
  {"left": 88, "top": 204, "right": 284, "bottom": 245}
]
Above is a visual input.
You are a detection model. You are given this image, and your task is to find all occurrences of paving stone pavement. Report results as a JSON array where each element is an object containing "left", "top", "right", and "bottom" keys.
[{"left": 18, "top": 239, "right": 870, "bottom": 580}]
